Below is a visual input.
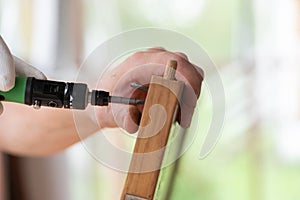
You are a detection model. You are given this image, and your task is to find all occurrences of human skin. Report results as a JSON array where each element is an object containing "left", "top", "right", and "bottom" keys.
[{"left": 0, "top": 48, "right": 203, "bottom": 156}]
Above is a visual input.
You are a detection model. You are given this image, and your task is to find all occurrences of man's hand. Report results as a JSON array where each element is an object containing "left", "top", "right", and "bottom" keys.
[
  {"left": 0, "top": 36, "right": 46, "bottom": 114},
  {"left": 95, "top": 47, "right": 204, "bottom": 133},
  {"left": 0, "top": 47, "right": 203, "bottom": 156}
]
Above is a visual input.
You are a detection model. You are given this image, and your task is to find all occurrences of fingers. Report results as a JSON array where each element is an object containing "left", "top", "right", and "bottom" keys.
[
  {"left": 123, "top": 48, "right": 203, "bottom": 129},
  {"left": 174, "top": 52, "right": 189, "bottom": 60},
  {"left": 177, "top": 98, "right": 197, "bottom": 128},
  {"left": 139, "top": 49, "right": 203, "bottom": 128},
  {"left": 14, "top": 56, "right": 47, "bottom": 80},
  {"left": 95, "top": 104, "right": 141, "bottom": 134},
  {"left": 97, "top": 47, "right": 203, "bottom": 131},
  {"left": 117, "top": 106, "right": 142, "bottom": 133},
  {"left": 113, "top": 105, "right": 141, "bottom": 133},
  {"left": 0, "top": 36, "right": 15, "bottom": 91},
  {"left": 0, "top": 35, "right": 46, "bottom": 93}
]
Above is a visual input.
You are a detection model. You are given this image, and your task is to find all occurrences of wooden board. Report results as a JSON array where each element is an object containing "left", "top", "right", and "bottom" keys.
[{"left": 120, "top": 61, "right": 184, "bottom": 200}]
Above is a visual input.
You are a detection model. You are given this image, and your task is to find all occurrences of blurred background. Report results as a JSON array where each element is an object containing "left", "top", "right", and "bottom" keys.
[{"left": 1, "top": 0, "right": 300, "bottom": 199}]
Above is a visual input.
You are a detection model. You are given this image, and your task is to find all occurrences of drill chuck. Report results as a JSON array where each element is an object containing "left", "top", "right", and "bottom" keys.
[
  {"left": 24, "top": 77, "right": 89, "bottom": 109},
  {"left": 90, "top": 90, "right": 109, "bottom": 106}
]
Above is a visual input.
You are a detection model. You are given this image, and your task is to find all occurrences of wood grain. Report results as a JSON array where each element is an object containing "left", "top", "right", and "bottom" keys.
[{"left": 120, "top": 61, "right": 184, "bottom": 200}]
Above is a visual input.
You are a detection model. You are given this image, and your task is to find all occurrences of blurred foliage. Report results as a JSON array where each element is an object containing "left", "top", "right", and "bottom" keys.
[
  {"left": 109, "top": 0, "right": 300, "bottom": 200},
  {"left": 0, "top": 0, "right": 294, "bottom": 199},
  {"left": 116, "top": 0, "right": 239, "bottom": 64}
]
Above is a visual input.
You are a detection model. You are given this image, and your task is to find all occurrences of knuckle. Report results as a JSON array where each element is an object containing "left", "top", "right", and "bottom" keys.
[
  {"left": 162, "top": 51, "right": 187, "bottom": 64},
  {"left": 175, "top": 52, "right": 189, "bottom": 60},
  {"left": 174, "top": 53, "right": 188, "bottom": 63},
  {"left": 195, "top": 66, "right": 204, "bottom": 79},
  {"left": 132, "top": 51, "right": 146, "bottom": 58},
  {"left": 148, "top": 47, "right": 166, "bottom": 51}
]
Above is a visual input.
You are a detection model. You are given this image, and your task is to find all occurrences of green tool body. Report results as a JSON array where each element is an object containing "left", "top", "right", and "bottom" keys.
[
  {"left": 0, "top": 77, "right": 27, "bottom": 104},
  {"left": 0, "top": 77, "right": 144, "bottom": 110}
]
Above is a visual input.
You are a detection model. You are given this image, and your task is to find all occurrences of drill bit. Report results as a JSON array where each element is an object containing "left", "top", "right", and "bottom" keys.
[
  {"left": 109, "top": 96, "right": 145, "bottom": 105},
  {"left": 130, "top": 82, "right": 149, "bottom": 91},
  {"left": 90, "top": 90, "right": 144, "bottom": 106}
]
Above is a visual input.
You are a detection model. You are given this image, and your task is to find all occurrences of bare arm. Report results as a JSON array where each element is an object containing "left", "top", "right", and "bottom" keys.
[
  {"left": 0, "top": 103, "right": 85, "bottom": 156},
  {"left": 0, "top": 48, "right": 204, "bottom": 157}
]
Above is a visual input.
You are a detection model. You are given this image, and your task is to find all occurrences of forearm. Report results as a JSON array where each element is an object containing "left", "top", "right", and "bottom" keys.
[{"left": 0, "top": 103, "right": 99, "bottom": 156}]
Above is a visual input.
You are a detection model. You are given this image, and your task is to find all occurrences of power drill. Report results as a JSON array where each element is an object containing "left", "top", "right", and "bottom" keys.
[{"left": 0, "top": 77, "right": 144, "bottom": 110}]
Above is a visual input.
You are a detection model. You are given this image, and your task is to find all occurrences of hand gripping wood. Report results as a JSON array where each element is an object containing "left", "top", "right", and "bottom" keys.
[{"left": 120, "top": 60, "right": 184, "bottom": 200}]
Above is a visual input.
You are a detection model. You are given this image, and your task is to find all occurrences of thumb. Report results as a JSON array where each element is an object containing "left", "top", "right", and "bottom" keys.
[
  {"left": 124, "top": 106, "right": 141, "bottom": 133},
  {"left": 114, "top": 105, "right": 141, "bottom": 134},
  {"left": 14, "top": 56, "right": 46, "bottom": 80},
  {"left": 0, "top": 36, "right": 15, "bottom": 91}
]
